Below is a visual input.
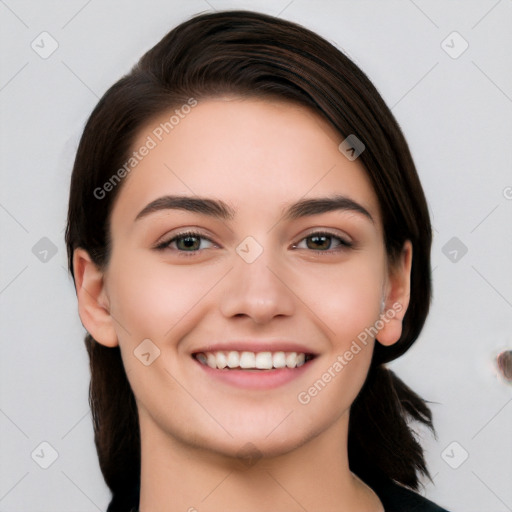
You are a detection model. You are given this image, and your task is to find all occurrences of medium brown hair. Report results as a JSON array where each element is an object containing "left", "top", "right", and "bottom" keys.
[{"left": 65, "top": 10, "right": 434, "bottom": 511}]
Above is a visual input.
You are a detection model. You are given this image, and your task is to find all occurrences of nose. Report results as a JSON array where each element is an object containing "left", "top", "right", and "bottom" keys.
[{"left": 218, "top": 248, "right": 295, "bottom": 325}]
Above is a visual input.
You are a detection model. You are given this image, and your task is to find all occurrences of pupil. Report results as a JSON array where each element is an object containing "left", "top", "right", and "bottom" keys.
[
  {"left": 308, "top": 235, "right": 330, "bottom": 250},
  {"left": 180, "top": 236, "right": 199, "bottom": 250}
]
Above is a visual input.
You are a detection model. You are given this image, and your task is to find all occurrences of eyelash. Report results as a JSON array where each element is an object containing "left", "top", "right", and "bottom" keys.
[{"left": 155, "top": 230, "right": 353, "bottom": 257}]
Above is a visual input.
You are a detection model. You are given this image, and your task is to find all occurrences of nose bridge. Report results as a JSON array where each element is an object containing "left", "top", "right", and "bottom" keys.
[{"left": 218, "top": 240, "right": 295, "bottom": 323}]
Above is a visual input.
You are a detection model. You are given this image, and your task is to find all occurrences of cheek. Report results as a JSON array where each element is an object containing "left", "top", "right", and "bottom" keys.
[
  {"left": 107, "top": 250, "right": 220, "bottom": 344},
  {"left": 292, "top": 256, "right": 384, "bottom": 425},
  {"left": 296, "top": 252, "right": 385, "bottom": 347}
]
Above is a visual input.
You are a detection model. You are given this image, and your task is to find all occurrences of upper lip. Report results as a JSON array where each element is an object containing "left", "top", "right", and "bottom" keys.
[{"left": 191, "top": 341, "right": 318, "bottom": 355}]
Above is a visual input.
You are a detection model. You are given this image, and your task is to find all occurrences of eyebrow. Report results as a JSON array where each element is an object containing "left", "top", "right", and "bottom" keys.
[{"left": 134, "top": 194, "right": 374, "bottom": 224}]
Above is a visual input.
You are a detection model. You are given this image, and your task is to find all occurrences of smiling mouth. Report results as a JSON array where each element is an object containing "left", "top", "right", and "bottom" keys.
[{"left": 193, "top": 350, "right": 316, "bottom": 370}]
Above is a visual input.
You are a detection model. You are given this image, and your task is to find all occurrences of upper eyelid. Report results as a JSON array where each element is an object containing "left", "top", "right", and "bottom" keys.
[
  {"left": 292, "top": 232, "right": 353, "bottom": 251},
  {"left": 155, "top": 230, "right": 215, "bottom": 249},
  {"left": 297, "top": 228, "right": 352, "bottom": 243}
]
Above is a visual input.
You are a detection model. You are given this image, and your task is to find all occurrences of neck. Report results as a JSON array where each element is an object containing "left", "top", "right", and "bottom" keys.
[{"left": 138, "top": 411, "right": 383, "bottom": 512}]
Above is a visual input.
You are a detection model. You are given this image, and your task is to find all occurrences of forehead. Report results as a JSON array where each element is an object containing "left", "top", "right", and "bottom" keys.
[{"left": 109, "top": 97, "right": 381, "bottom": 231}]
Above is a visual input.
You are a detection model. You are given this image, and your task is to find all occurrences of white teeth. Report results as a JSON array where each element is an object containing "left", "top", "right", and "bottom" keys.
[
  {"left": 216, "top": 352, "right": 228, "bottom": 369},
  {"left": 239, "top": 351, "right": 256, "bottom": 368},
  {"left": 207, "top": 352, "right": 217, "bottom": 368},
  {"left": 272, "top": 351, "right": 286, "bottom": 368},
  {"left": 285, "top": 352, "right": 297, "bottom": 368},
  {"left": 227, "top": 351, "right": 240, "bottom": 368},
  {"left": 255, "top": 352, "right": 273, "bottom": 369},
  {"left": 196, "top": 350, "right": 312, "bottom": 370}
]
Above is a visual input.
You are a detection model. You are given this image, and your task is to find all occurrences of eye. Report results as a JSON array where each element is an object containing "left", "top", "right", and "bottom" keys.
[
  {"left": 292, "top": 231, "right": 353, "bottom": 253},
  {"left": 154, "top": 229, "right": 353, "bottom": 256},
  {"left": 155, "top": 230, "right": 216, "bottom": 255}
]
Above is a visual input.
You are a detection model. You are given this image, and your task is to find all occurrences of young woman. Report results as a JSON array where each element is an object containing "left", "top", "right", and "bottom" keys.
[{"left": 66, "top": 10, "right": 451, "bottom": 512}]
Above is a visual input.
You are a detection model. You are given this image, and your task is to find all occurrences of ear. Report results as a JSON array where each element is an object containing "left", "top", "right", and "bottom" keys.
[
  {"left": 72, "top": 248, "right": 118, "bottom": 347},
  {"left": 376, "top": 240, "right": 412, "bottom": 347}
]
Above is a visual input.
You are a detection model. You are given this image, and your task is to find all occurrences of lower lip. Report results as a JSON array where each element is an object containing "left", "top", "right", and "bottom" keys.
[{"left": 193, "top": 357, "right": 315, "bottom": 390}]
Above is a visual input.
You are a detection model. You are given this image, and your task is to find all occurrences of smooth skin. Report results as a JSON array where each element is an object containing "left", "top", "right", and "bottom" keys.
[{"left": 73, "top": 97, "right": 412, "bottom": 512}]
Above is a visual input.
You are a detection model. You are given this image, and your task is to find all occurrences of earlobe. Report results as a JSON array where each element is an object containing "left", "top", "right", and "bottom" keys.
[
  {"left": 376, "top": 241, "right": 413, "bottom": 347},
  {"left": 72, "top": 248, "right": 119, "bottom": 347}
]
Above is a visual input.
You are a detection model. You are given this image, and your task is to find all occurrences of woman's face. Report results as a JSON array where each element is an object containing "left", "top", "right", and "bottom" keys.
[{"left": 78, "top": 97, "right": 410, "bottom": 459}]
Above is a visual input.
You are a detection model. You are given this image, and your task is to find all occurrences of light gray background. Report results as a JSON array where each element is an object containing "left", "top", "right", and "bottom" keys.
[{"left": 1, "top": 0, "right": 511, "bottom": 511}]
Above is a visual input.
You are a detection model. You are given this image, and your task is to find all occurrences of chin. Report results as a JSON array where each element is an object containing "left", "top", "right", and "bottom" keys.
[
  {"left": 168, "top": 412, "right": 327, "bottom": 465},
  {"left": 199, "top": 431, "right": 314, "bottom": 465}
]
